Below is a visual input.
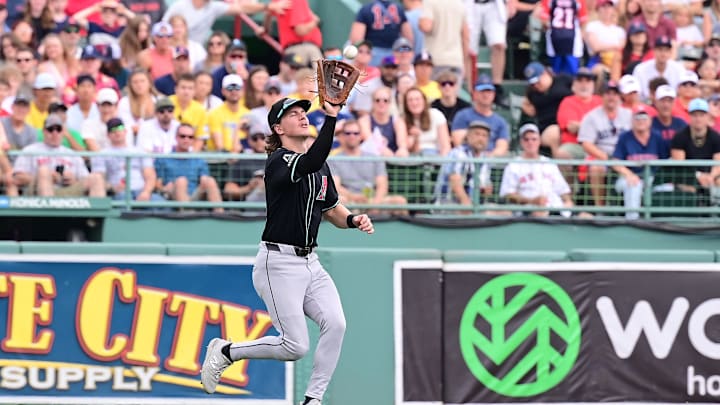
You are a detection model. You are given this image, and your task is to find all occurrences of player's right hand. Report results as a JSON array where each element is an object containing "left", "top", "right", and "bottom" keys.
[{"left": 322, "top": 101, "right": 342, "bottom": 117}]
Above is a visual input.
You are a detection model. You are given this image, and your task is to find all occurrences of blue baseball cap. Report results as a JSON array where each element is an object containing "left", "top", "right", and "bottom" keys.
[
  {"left": 81, "top": 44, "right": 102, "bottom": 60},
  {"left": 689, "top": 98, "right": 709, "bottom": 113},
  {"left": 628, "top": 21, "right": 646, "bottom": 35},
  {"left": 524, "top": 62, "right": 545, "bottom": 84},
  {"left": 474, "top": 74, "right": 495, "bottom": 92}
]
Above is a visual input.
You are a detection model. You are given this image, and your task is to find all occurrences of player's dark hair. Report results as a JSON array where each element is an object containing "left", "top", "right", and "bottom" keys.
[{"left": 266, "top": 130, "right": 281, "bottom": 155}]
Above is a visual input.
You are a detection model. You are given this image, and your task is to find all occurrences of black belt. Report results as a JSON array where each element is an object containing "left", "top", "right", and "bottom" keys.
[{"left": 265, "top": 242, "right": 313, "bottom": 257}]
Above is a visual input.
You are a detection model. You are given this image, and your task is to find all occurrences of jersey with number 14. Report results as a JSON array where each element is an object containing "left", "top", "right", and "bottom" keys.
[{"left": 540, "top": 0, "right": 587, "bottom": 57}]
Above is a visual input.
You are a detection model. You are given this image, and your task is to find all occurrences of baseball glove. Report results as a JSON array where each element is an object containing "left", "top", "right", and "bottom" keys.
[{"left": 316, "top": 59, "right": 361, "bottom": 106}]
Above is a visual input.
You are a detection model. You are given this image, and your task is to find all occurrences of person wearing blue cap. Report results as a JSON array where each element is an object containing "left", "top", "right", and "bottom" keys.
[
  {"left": 611, "top": 105, "right": 669, "bottom": 220},
  {"left": 522, "top": 61, "right": 573, "bottom": 149},
  {"left": 669, "top": 98, "right": 720, "bottom": 197},
  {"left": 210, "top": 38, "right": 252, "bottom": 99},
  {"left": 449, "top": 73, "right": 510, "bottom": 156}
]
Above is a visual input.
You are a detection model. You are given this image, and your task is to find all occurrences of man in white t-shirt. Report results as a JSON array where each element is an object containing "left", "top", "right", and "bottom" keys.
[
  {"left": 136, "top": 98, "right": 180, "bottom": 154},
  {"left": 12, "top": 115, "right": 106, "bottom": 197},
  {"left": 81, "top": 88, "right": 132, "bottom": 151},
  {"left": 633, "top": 36, "right": 686, "bottom": 100},
  {"left": 500, "top": 123, "right": 573, "bottom": 216}
]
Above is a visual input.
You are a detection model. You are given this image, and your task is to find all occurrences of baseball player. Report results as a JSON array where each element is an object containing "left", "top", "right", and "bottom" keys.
[{"left": 200, "top": 97, "right": 374, "bottom": 405}]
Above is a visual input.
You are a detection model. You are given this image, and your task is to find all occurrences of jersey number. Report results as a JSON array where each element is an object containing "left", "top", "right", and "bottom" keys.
[
  {"left": 551, "top": 7, "right": 575, "bottom": 30},
  {"left": 316, "top": 175, "right": 328, "bottom": 201},
  {"left": 370, "top": 3, "right": 400, "bottom": 30}
]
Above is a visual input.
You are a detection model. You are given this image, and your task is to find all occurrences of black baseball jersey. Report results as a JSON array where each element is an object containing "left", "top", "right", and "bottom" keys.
[{"left": 261, "top": 147, "right": 340, "bottom": 248}]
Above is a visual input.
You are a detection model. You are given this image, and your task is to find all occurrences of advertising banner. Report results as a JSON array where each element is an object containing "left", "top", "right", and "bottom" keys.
[
  {"left": 0, "top": 255, "right": 291, "bottom": 404},
  {"left": 397, "top": 262, "right": 720, "bottom": 404}
]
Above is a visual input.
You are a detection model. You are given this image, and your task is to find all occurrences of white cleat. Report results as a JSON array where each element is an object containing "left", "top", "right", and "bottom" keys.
[{"left": 200, "top": 337, "right": 232, "bottom": 394}]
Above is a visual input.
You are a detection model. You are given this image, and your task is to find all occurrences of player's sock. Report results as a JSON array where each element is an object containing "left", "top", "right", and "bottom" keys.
[
  {"left": 303, "top": 396, "right": 316, "bottom": 404},
  {"left": 221, "top": 343, "right": 232, "bottom": 361}
]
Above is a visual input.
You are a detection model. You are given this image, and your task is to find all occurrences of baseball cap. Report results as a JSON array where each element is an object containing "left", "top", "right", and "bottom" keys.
[
  {"left": 354, "top": 39, "right": 372, "bottom": 49},
  {"left": 44, "top": 114, "right": 63, "bottom": 129},
  {"left": 688, "top": 98, "right": 710, "bottom": 113},
  {"left": 151, "top": 21, "right": 173, "bottom": 37},
  {"left": 680, "top": 46, "right": 703, "bottom": 61},
  {"left": 282, "top": 52, "right": 307, "bottom": 68},
  {"left": 709, "top": 93, "right": 720, "bottom": 103},
  {"left": 468, "top": 120, "right": 491, "bottom": 132},
  {"left": 600, "top": 80, "right": 621, "bottom": 94},
  {"left": 76, "top": 74, "right": 96, "bottom": 86},
  {"left": 173, "top": 46, "right": 190, "bottom": 59},
  {"left": 13, "top": 92, "right": 31, "bottom": 104},
  {"left": 619, "top": 74, "right": 641, "bottom": 94},
  {"left": 264, "top": 79, "right": 281, "bottom": 92},
  {"left": 680, "top": 70, "right": 699, "bottom": 84},
  {"left": 106, "top": 117, "right": 124, "bottom": 132},
  {"left": 596, "top": 0, "right": 614, "bottom": 8},
  {"left": 474, "top": 74, "right": 495, "bottom": 91},
  {"left": 34, "top": 73, "right": 57, "bottom": 90},
  {"left": 268, "top": 98, "right": 312, "bottom": 129},
  {"left": 575, "top": 67, "right": 597, "bottom": 80},
  {"left": 228, "top": 38, "right": 246, "bottom": 52},
  {"left": 222, "top": 74, "right": 243, "bottom": 89},
  {"left": 81, "top": 44, "right": 102, "bottom": 60},
  {"left": 96, "top": 88, "right": 119, "bottom": 104},
  {"left": 633, "top": 105, "right": 651, "bottom": 117},
  {"left": 380, "top": 55, "right": 398, "bottom": 67},
  {"left": 413, "top": 51, "right": 433, "bottom": 65},
  {"left": 100, "top": 43, "right": 121, "bottom": 61},
  {"left": 155, "top": 97, "right": 174, "bottom": 111},
  {"left": 628, "top": 21, "right": 646, "bottom": 35},
  {"left": 524, "top": 62, "right": 545, "bottom": 84},
  {"left": 655, "top": 84, "right": 676, "bottom": 99},
  {"left": 710, "top": 31, "right": 720, "bottom": 44},
  {"left": 519, "top": 123, "right": 540, "bottom": 136},
  {"left": 655, "top": 36, "right": 672, "bottom": 48},
  {"left": 392, "top": 37, "right": 413, "bottom": 52},
  {"left": 48, "top": 102, "right": 67, "bottom": 113},
  {"left": 62, "top": 18, "right": 80, "bottom": 33}
]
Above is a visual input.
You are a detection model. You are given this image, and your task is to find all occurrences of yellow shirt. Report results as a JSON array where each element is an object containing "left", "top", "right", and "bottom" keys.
[
  {"left": 418, "top": 81, "right": 442, "bottom": 103},
  {"left": 26, "top": 102, "right": 48, "bottom": 130},
  {"left": 206, "top": 102, "right": 250, "bottom": 151},
  {"left": 169, "top": 96, "right": 208, "bottom": 140}
]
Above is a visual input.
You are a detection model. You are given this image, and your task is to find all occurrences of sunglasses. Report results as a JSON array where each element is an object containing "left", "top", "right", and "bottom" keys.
[
  {"left": 157, "top": 107, "right": 174, "bottom": 113},
  {"left": 63, "top": 26, "right": 80, "bottom": 33},
  {"left": 154, "top": 33, "right": 172, "bottom": 38},
  {"left": 16, "top": 58, "right": 32, "bottom": 63},
  {"left": 229, "top": 54, "right": 246, "bottom": 59},
  {"left": 440, "top": 81, "right": 456, "bottom": 87},
  {"left": 374, "top": 98, "right": 390, "bottom": 103},
  {"left": 250, "top": 134, "right": 265, "bottom": 141},
  {"left": 46, "top": 125, "right": 63, "bottom": 133},
  {"left": 110, "top": 125, "right": 125, "bottom": 132},
  {"left": 177, "top": 133, "right": 194, "bottom": 139},
  {"left": 680, "top": 82, "right": 697, "bottom": 86},
  {"left": 225, "top": 84, "right": 243, "bottom": 91},
  {"left": 343, "top": 131, "right": 360, "bottom": 136}
]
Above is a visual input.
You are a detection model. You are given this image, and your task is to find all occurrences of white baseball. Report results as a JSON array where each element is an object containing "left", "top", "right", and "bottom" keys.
[{"left": 343, "top": 45, "right": 358, "bottom": 59}]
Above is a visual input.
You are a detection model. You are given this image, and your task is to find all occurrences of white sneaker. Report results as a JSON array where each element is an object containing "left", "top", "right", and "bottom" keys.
[
  {"left": 200, "top": 338, "right": 232, "bottom": 394},
  {"left": 299, "top": 400, "right": 321, "bottom": 405}
]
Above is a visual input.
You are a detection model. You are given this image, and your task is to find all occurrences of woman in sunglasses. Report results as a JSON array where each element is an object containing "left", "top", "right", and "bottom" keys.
[
  {"left": 358, "top": 86, "right": 409, "bottom": 157},
  {"left": 194, "top": 31, "right": 228, "bottom": 73}
]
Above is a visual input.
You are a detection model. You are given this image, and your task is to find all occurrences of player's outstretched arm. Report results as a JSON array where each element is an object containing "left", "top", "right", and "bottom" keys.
[{"left": 323, "top": 203, "right": 375, "bottom": 234}]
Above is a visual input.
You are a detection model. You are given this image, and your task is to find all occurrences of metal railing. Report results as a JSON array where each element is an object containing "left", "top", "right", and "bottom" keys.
[{"left": 6, "top": 150, "right": 720, "bottom": 221}]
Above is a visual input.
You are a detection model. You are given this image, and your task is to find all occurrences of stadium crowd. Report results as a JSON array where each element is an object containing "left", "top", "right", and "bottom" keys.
[{"left": 0, "top": 0, "right": 719, "bottom": 218}]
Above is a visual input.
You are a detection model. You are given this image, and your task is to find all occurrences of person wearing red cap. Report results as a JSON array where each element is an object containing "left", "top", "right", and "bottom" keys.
[{"left": 154, "top": 46, "right": 191, "bottom": 96}]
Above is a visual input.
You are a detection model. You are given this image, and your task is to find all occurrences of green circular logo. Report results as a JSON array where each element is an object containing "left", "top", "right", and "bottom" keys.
[{"left": 459, "top": 273, "right": 581, "bottom": 397}]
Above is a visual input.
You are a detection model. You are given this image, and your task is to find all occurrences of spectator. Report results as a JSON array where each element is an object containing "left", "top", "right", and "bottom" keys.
[
  {"left": 210, "top": 38, "right": 250, "bottom": 98},
  {"left": 611, "top": 106, "right": 669, "bottom": 219},
  {"left": 72, "top": 0, "right": 135, "bottom": 46},
  {"left": 22, "top": 0, "right": 53, "bottom": 45},
  {"left": 350, "top": 40, "right": 379, "bottom": 85},
  {"left": 207, "top": 74, "right": 248, "bottom": 152},
  {"left": 82, "top": 87, "right": 129, "bottom": 151},
  {"left": 500, "top": 123, "right": 574, "bottom": 217},
  {"left": 451, "top": 74, "right": 510, "bottom": 155},
  {"left": 671, "top": 69, "right": 701, "bottom": 123},
  {"left": 537, "top": 0, "right": 588, "bottom": 76},
  {"left": 402, "top": 0, "right": 423, "bottom": 54},
  {"left": 100, "top": 43, "right": 128, "bottom": 90},
  {"left": 619, "top": 73, "right": 657, "bottom": 114},
  {"left": 13, "top": 20, "right": 35, "bottom": 48},
  {"left": 673, "top": 7, "right": 703, "bottom": 48},
  {"left": 136, "top": 97, "right": 179, "bottom": 153},
  {"left": 193, "top": 70, "right": 222, "bottom": 110},
  {"left": 703, "top": 0, "right": 720, "bottom": 42},
  {"left": 92, "top": 117, "right": 164, "bottom": 202},
  {"left": 162, "top": 0, "right": 287, "bottom": 44},
  {"left": 58, "top": 19, "right": 81, "bottom": 60},
  {"left": 392, "top": 37, "right": 415, "bottom": 78},
  {"left": 652, "top": 84, "right": 687, "bottom": 149},
  {"left": 154, "top": 46, "right": 191, "bottom": 96},
  {"left": 349, "top": 55, "right": 398, "bottom": 117},
  {"left": 413, "top": 51, "right": 440, "bottom": 102},
  {"left": 26, "top": 72, "right": 56, "bottom": 130},
  {"left": 431, "top": 69, "right": 471, "bottom": 133},
  {"left": 37, "top": 33, "right": 77, "bottom": 95},
  {"left": 12, "top": 114, "right": 105, "bottom": 197},
  {"left": 66, "top": 74, "right": 98, "bottom": 133},
  {"left": 15, "top": 46, "right": 38, "bottom": 94},
  {"left": 0, "top": 33, "right": 21, "bottom": 61},
  {"left": 244, "top": 65, "right": 269, "bottom": 110},
  {"left": 708, "top": 93, "right": 720, "bottom": 132},
  {"left": 270, "top": 52, "right": 303, "bottom": 97},
  {"left": 584, "top": 0, "right": 626, "bottom": 81},
  {"left": 633, "top": 36, "right": 685, "bottom": 99},
  {"left": 194, "top": 31, "right": 227, "bottom": 73},
  {"left": 578, "top": 80, "right": 633, "bottom": 205},
  {"left": 137, "top": 21, "right": 174, "bottom": 80},
  {"left": 622, "top": 21, "right": 653, "bottom": 75},
  {"left": 402, "top": 86, "right": 450, "bottom": 156},
  {"left": 223, "top": 131, "right": 267, "bottom": 203},
  {"left": 37, "top": 101, "right": 86, "bottom": 151},
  {"left": 0, "top": 148, "right": 14, "bottom": 195},
  {"left": 466, "top": 0, "right": 515, "bottom": 100},
  {"left": 264, "top": 0, "right": 322, "bottom": 64},
  {"left": 118, "top": 69, "right": 157, "bottom": 138},
  {"left": 670, "top": 98, "right": 720, "bottom": 199},
  {"left": 168, "top": 14, "right": 206, "bottom": 69},
  {"left": 551, "top": 67, "right": 602, "bottom": 159},
  {"left": 419, "top": 0, "right": 466, "bottom": 80},
  {"left": 117, "top": 16, "right": 152, "bottom": 69},
  {"left": 358, "top": 86, "right": 409, "bottom": 156},
  {"left": 155, "top": 123, "right": 224, "bottom": 213},
  {"left": 1, "top": 92, "right": 36, "bottom": 157},
  {"left": 629, "top": 0, "right": 676, "bottom": 49},
  {"left": 62, "top": 44, "right": 119, "bottom": 105},
  {"left": 348, "top": 0, "right": 413, "bottom": 66},
  {"left": 696, "top": 57, "right": 720, "bottom": 99},
  {"left": 122, "top": 0, "right": 165, "bottom": 24},
  {"left": 522, "top": 62, "right": 574, "bottom": 147},
  {"left": 328, "top": 119, "right": 407, "bottom": 215},
  {"left": 244, "top": 79, "right": 282, "bottom": 137},
  {"left": 169, "top": 73, "right": 208, "bottom": 143},
  {"left": 0, "top": 1, "right": 9, "bottom": 34},
  {"left": 433, "top": 120, "right": 492, "bottom": 211}
]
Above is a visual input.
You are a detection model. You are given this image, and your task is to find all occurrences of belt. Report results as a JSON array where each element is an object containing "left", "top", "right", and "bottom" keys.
[{"left": 264, "top": 242, "right": 313, "bottom": 257}]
